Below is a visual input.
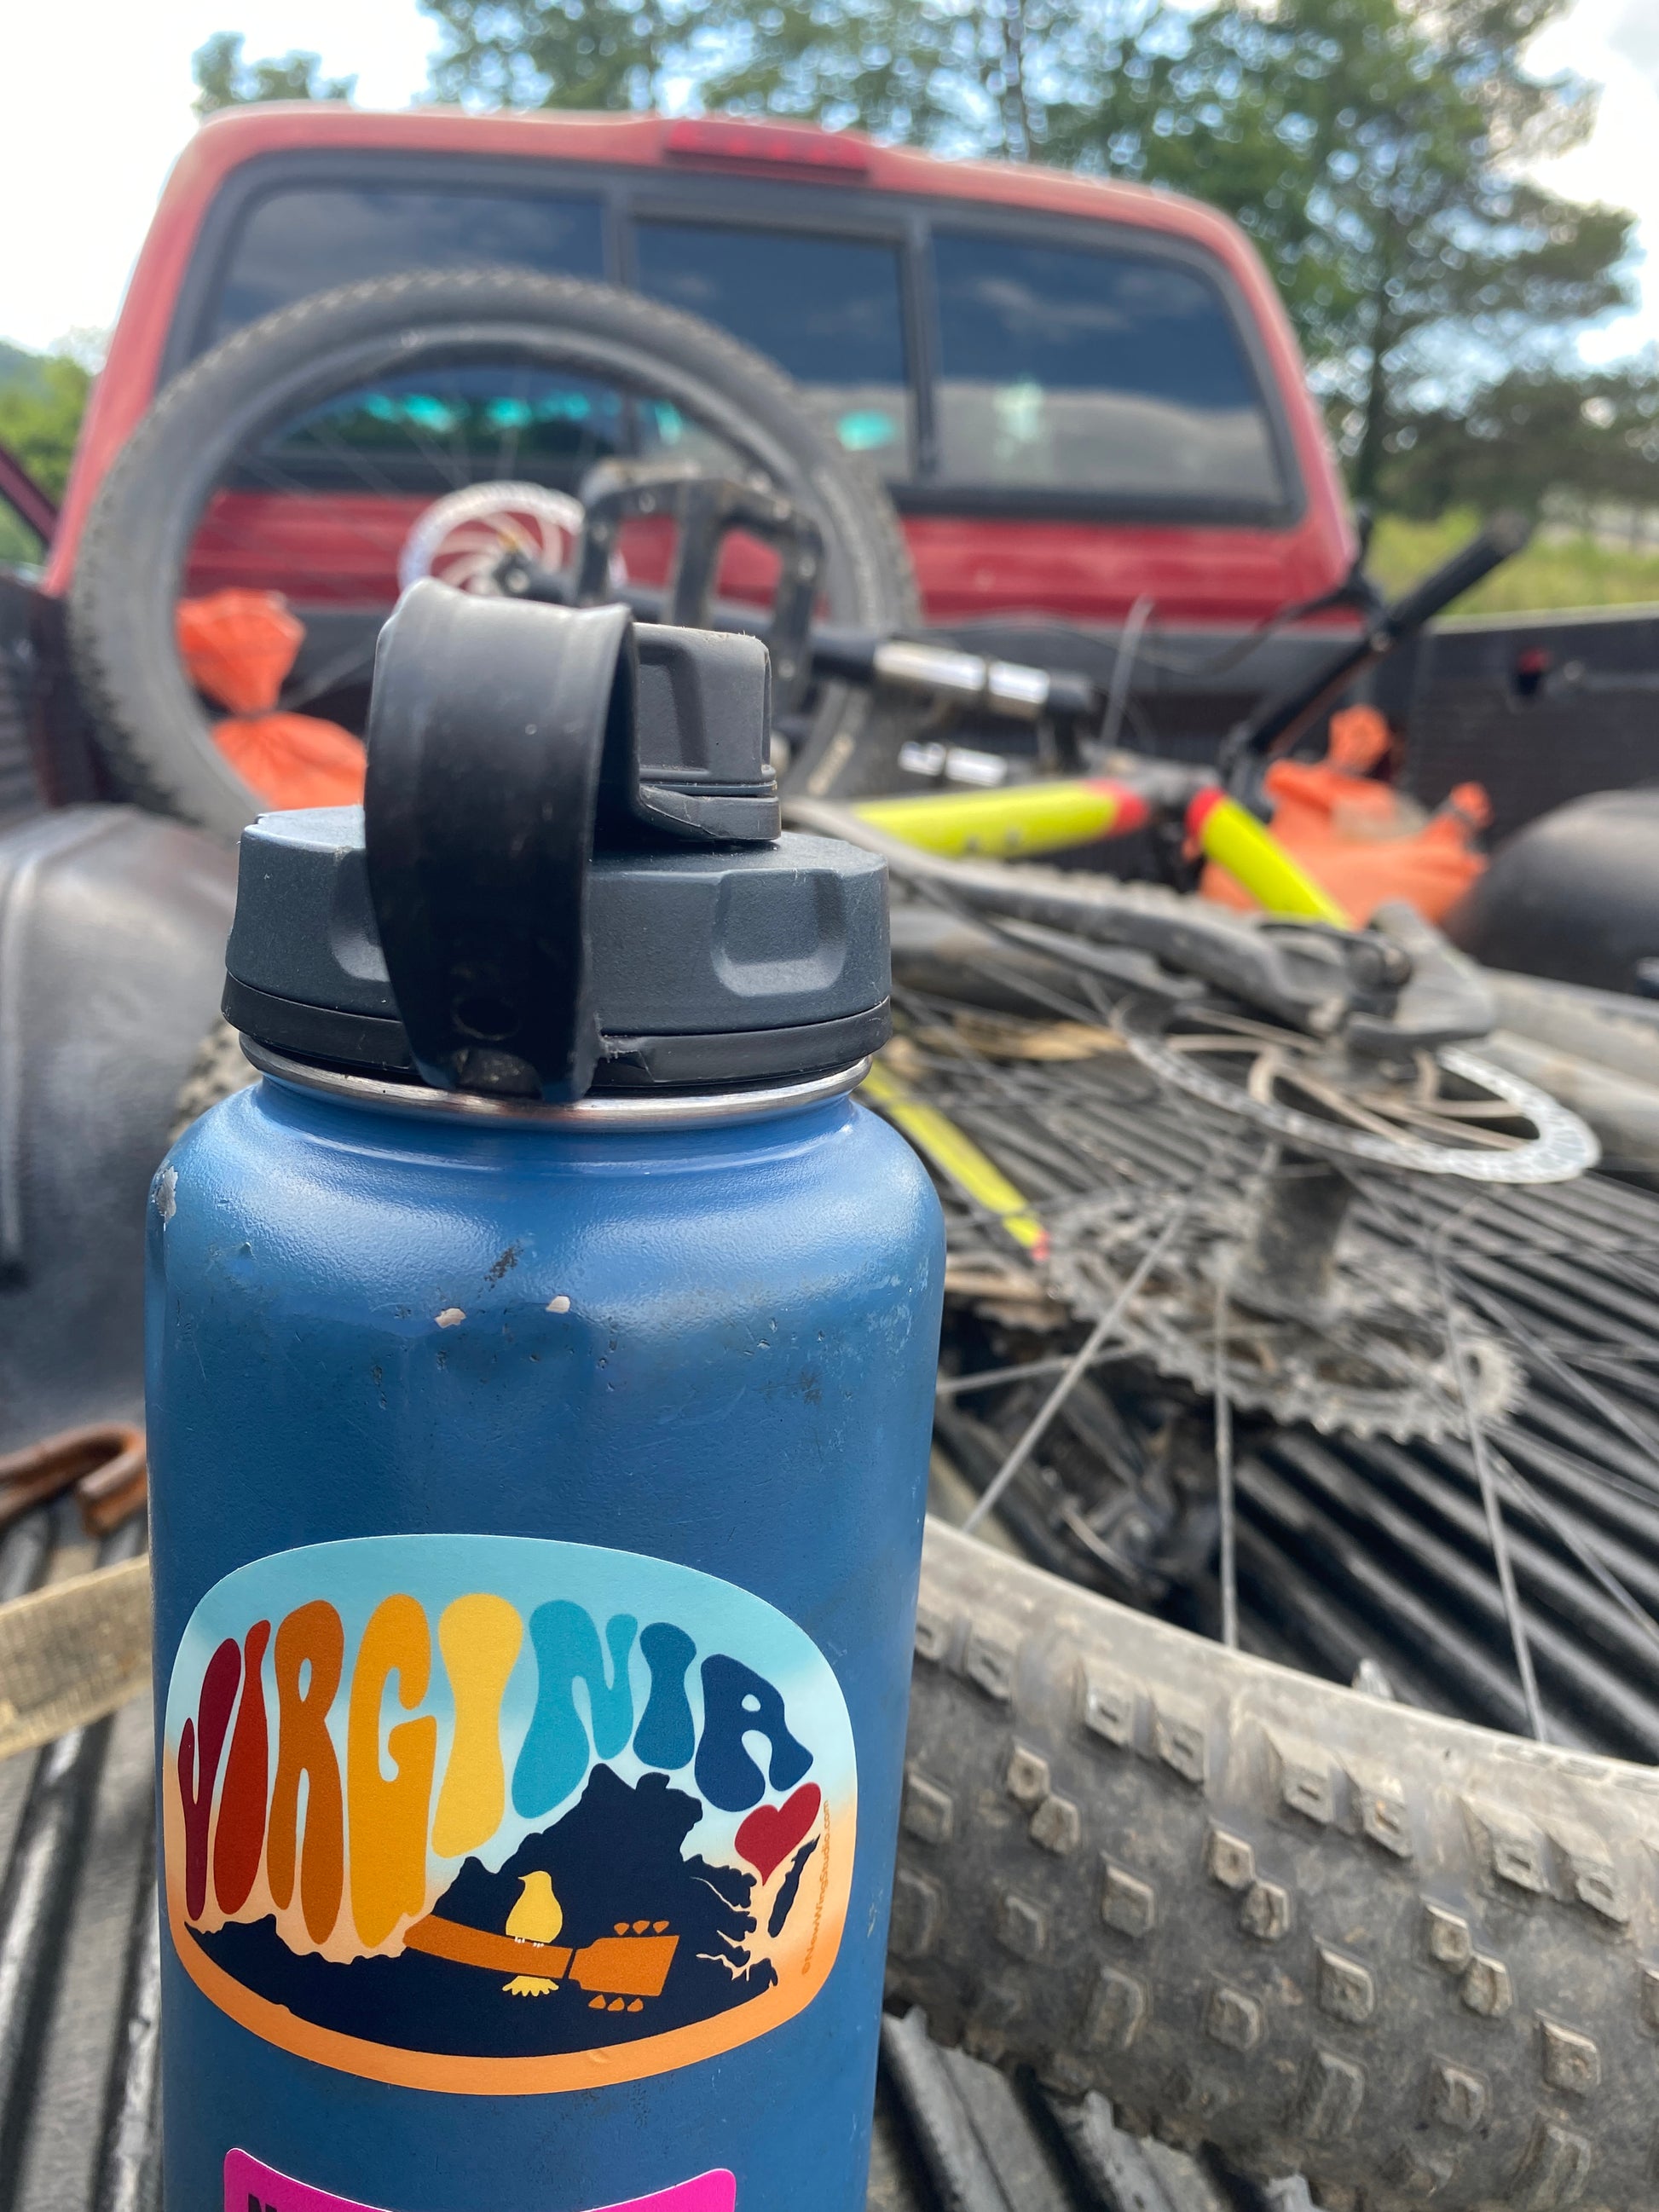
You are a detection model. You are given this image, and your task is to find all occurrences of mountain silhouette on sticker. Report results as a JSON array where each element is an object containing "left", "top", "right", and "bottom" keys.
[{"left": 193, "top": 1767, "right": 785, "bottom": 2058}]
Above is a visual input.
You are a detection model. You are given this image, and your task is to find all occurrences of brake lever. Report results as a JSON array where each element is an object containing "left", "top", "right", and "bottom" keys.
[
  {"left": 1256, "top": 918, "right": 1412, "bottom": 1007},
  {"left": 1344, "top": 902, "right": 1496, "bottom": 1054}
]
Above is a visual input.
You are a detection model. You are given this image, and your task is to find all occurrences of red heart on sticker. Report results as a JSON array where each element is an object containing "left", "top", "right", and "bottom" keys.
[{"left": 735, "top": 1783, "right": 822, "bottom": 1882}]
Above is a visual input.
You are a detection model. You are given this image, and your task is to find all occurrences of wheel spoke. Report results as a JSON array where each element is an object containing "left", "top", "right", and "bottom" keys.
[
  {"left": 1169, "top": 1034, "right": 1277, "bottom": 1054},
  {"left": 1269, "top": 1062, "right": 1429, "bottom": 1142},
  {"left": 1171, "top": 1012, "right": 1309, "bottom": 1048},
  {"left": 1346, "top": 1094, "right": 1529, "bottom": 1149},
  {"left": 1431, "top": 1213, "right": 1548, "bottom": 1740},
  {"left": 1245, "top": 1047, "right": 1286, "bottom": 1106},
  {"left": 1376, "top": 1077, "right": 1527, "bottom": 1124}
]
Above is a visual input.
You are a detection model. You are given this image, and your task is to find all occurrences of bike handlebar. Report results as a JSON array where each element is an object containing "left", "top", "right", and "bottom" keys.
[
  {"left": 1378, "top": 510, "right": 1533, "bottom": 642},
  {"left": 1227, "top": 511, "right": 1533, "bottom": 771},
  {"left": 502, "top": 498, "right": 1534, "bottom": 791}
]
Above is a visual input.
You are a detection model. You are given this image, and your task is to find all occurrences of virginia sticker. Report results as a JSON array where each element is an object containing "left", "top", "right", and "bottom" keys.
[{"left": 163, "top": 1537, "right": 856, "bottom": 2092}]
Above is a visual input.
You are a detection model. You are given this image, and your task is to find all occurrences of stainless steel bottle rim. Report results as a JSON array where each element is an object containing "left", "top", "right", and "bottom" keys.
[{"left": 240, "top": 1038, "right": 872, "bottom": 1130}]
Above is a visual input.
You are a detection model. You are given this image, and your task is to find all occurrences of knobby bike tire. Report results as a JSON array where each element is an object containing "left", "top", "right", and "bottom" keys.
[
  {"left": 894, "top": 1518, "right": 1659, "bottom": 2210},
  {"left": 68, "top": 267, "right": 917, "bottom": 838}
]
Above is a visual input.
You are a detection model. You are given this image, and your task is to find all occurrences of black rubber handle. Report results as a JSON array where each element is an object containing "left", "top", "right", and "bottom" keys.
[{"left": 362, "top": 580, "right": 634, "bottom": 1102}]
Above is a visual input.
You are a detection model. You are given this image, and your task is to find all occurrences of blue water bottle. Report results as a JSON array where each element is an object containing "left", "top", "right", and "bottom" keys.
[{"left": 147, "top": 586, "right": 944, "bottom": 2212}]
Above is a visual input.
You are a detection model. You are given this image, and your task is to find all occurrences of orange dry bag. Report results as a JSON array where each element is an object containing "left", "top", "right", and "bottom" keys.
[{"left": 176, "top": 590, "right": 366, "bottom": 810}]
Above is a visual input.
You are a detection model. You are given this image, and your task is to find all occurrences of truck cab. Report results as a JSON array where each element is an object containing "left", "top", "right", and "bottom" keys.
[{"left": 10, "top": 106, "right": 1360, "bottom": 807}]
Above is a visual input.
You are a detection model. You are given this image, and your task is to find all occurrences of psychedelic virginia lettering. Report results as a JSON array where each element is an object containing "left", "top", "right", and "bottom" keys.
[{"left": 162, "top": 1537, "right": 856, "bottom": 2092}]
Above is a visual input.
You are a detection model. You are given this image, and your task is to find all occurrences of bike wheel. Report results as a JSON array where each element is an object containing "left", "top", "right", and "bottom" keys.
[
  {"left": 899, "top": 1515, "right": 1659, "bottom": 2211},
  {"left": 859, "top": 927, "right": 1659, "bottom": 2204},
  {"left": 68, "top": 268, "right": 916, "bottom": 836}
]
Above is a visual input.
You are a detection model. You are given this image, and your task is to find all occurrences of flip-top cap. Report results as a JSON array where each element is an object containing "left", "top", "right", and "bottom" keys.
[{"left": 223, "top": 588, "right": 890, "bottom": 1097}]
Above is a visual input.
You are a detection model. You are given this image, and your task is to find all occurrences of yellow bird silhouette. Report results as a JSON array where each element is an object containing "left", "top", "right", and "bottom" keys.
[{"left": 503, "top": 1869, "right": 564, "bottom": 1997}]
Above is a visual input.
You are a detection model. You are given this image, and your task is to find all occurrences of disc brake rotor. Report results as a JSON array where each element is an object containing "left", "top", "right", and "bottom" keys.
[
  {"left": 398, "top": 483, "right": 587, "bottom": 597},
  {"left": 1045, "top": 1187, "right": 1522, "bottom": 1442},
  {"left": 1114, "top": 996, "right": 1598, "bottom": 1183}
]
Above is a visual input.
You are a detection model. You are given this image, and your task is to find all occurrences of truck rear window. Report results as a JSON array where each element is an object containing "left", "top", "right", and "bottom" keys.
[
  {"left": 205, "top": 186, "right": 606, "bottom": 343},
  {"left": 633, "top": 222, "right": 912, "bottom": 475},
  {"left": 930, "top": 231, "right": 1283, "bottom": 504},
  {"left": 193, "top": 176, "right": 1287, "bottom": 514}
]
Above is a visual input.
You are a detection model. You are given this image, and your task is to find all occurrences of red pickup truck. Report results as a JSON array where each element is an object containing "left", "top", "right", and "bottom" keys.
[{"left": 5, "top": 104, "right": 1361, "bottom": 816}]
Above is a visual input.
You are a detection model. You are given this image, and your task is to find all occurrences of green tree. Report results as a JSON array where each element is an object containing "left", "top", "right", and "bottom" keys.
[
  {"left": 192, "top": 31, "right": 357, "bottom": 115},
  {"left": 694, "top": 0, "right": 1147, "bottom": 158},
  {"left": 1073, "top": 0, "right": 1633, "bottom": 502},
  {"left": 1379, "top": 361, "right": 1659, "bottom": 517},
  {"left": 419, "top": 0, "right": 1153, "bottom": 150},
  {"left": 0, "top": 350, "right": 93, "bottom": 502},
  {"left": 421, "top": 0, "right": 700, "bottom": 111}
]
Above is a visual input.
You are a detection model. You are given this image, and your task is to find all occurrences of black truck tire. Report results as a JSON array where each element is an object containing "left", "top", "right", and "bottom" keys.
[
  {"left": 896, "top": 1519, "right": 1659, "bottom": 2210},
  {"left": 69, "top": 268, "right": 917, "bottom": 838}
]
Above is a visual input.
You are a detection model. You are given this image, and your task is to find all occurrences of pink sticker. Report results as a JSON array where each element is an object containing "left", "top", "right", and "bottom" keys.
[{"left": 226, "top": 2149, "right": 736, "bottom": 2212}]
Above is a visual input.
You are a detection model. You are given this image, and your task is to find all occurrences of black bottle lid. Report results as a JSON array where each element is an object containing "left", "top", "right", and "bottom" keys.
[{"left": 223, "top": 585, "right": 889, "bottom": 1100}]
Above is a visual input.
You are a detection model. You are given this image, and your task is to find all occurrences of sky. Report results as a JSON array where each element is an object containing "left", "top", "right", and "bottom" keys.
[
  {"left": 2, "top": 0, "right": 1656, "bottom": 365},
  {"left": 1527, "top": 0, "right": 1659, "bottom": 365}
]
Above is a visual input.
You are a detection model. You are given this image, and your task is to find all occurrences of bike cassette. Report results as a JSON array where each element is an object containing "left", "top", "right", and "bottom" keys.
[{"left": 1045, "top": 1186, "right": 1522, "bottom": 1442}]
